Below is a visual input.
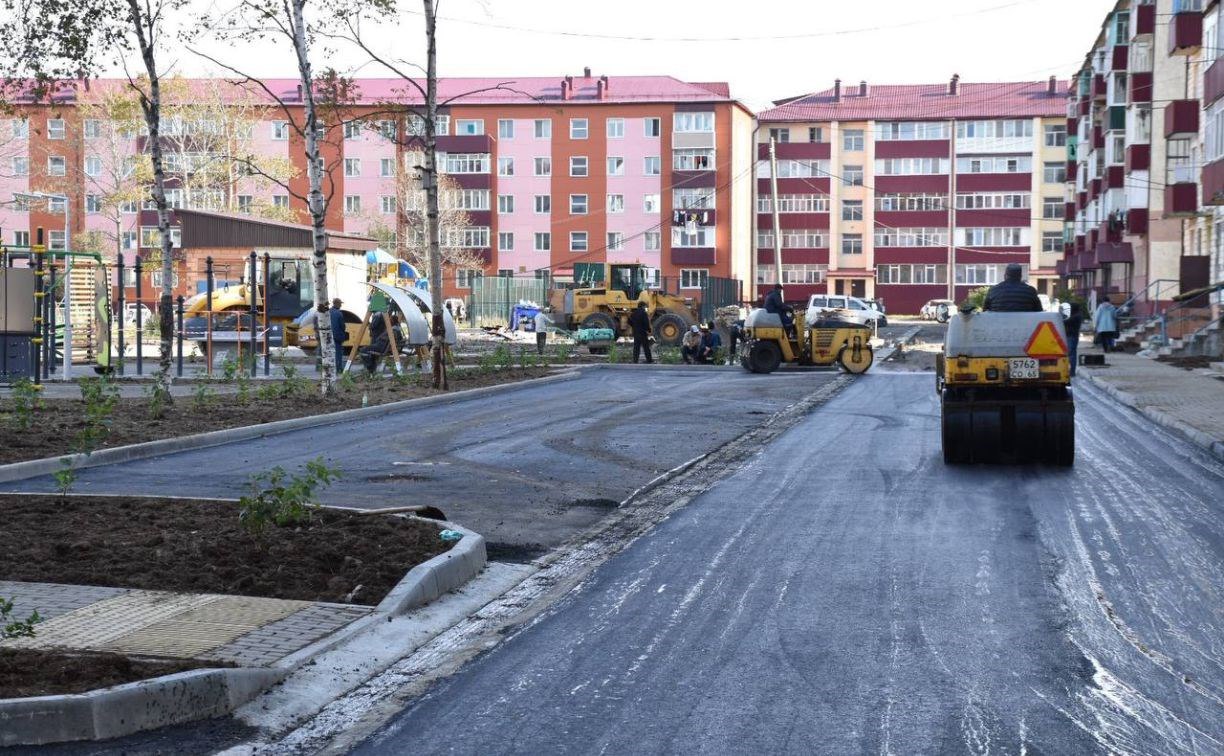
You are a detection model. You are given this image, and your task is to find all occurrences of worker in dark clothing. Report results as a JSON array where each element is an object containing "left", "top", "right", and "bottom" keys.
[
  {"left": 763, "top": 283, "right": 795, "bottom": 335},
  {"left": 1063, "top": 302, "right": 1084, "bottom": 377},
  {"left": 329, "top": 298, "right": 347, "bottom": 374},
  {"left": 627, "top": 301, "right": 653, "bottom": 364},
  {"left": 982, "top": 263, "right": 1043, "bottom": 312}
]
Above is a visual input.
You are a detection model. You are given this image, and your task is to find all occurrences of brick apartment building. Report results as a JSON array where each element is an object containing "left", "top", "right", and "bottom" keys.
[
  {"left": 755, "top": 78, "right": 1069, "bottom": 314},
  {"left": 0, "top": 73, "right": 755, "bottom": 300}
]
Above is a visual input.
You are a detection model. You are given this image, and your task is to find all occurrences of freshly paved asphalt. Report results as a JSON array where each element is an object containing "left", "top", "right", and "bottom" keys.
[
  {"left": 0, "top": 368, "right": 830, "bottom": 553},
  {"left": 352, "top": 372, "right": 1224, "bottom": 755}
]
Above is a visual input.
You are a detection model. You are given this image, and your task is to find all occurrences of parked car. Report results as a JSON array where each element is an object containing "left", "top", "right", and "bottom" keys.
[
  {"left": 122, "top": 303, "right": 154, "bottom": 327},
  {"left": 805, "top": 295, "right": 887, "bottom": 327},
  {"left": 920, "top": 299, "right": 955, "bottom": 321}
]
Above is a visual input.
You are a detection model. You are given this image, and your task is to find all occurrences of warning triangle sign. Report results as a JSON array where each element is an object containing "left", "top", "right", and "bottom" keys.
[{"left": 1024, "top": 321, "right": 1068, "bottom": 359}]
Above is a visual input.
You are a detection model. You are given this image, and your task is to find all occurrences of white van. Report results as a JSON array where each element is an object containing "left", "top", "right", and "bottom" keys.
[{"left": 806, "top": 294, "right": 888, "bottom": 327}]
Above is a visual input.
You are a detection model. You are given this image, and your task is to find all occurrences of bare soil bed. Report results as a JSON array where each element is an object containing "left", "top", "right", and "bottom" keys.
[
  {"left": 0, "top": 648, "right": 220, "bottom": 698},
  {"left": 0, "top": 367, "right": 552, "bottom": 465},
  {"left": 0, "top": 495, "right": 453, "bottom": 605},
  {"left": 1156, "top": 354, "right": 1217, "bottom": 371}
]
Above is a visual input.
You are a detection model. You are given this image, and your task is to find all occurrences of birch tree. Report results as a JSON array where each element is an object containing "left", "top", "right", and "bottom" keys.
[{"left": 0, "top": 0, "right": 185, "bottom": 405}]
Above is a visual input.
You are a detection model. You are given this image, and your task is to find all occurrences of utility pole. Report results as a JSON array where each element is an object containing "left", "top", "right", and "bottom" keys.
[
  {"left": 768, "top": 137, "right": 783, "bottom": 294},
  {"left": 947, "top": 119, "right": 957, "bottom": 301}
]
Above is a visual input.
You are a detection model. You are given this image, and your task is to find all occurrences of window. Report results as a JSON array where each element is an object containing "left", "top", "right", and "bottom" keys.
[
  {"left": 607, "top": 232, "right": 624, "bottom": 251},
  {"left": 570, "top": 156, "right": 588, "bottom": 176},
  {"left": 955, "top": 192, "right": 1030, "bottom": 209},
  {"left": 534, "top": 157, "right": 552, "bottom": 176},
  {"left": 138, "top": 227, "right": 182, "bottom": 249},
  {"left": 85, "top": 195, "right": 102, "bottom": 213},
  {"left": 1042, "top": 196, "right": 1063, "bottom": 219},
  {"left": 534, "top": 195, "right": 551, "bottom": 213},
  {"left": 498, "top": 194, "right": 515, "bottom": 213},
  {"left": 1043, "top": 161, "right": 1067, "bottom": 184},
  {"left": 272, "top": 121, "right": 290, "bottom": 140},
  {"left": 273, "top": 195, "right": 289, "bottom": 208},
  {"left": 876, "top": 193, "right": 947, "bottom": 211},
  {"left": 47, "top": 230, "right": 66, "bottom": 250},
  {"left": 377, "top": 120, "right": 397, "bottom": 140},
  {"left": 10, "top": 156, "right": 29, "bottom": 176},
  {"left": 644, "top": 194, "right": 661, "bottom": 213},
  {"left": 673, "top": 148, "right": 714, "bottom": 171},
  {"left": 83, "top": 119, "right": 101, "bottom": 139},
  {"left": 955, "top": 120, "right": 1034, "bottom": 140},
  {"left": 843, "top": 165, "right": 864, "bottom": 186},
  {"left": 873, "top": 227, "right": 947, "bottom": 247},
  {"left": 81, "top": 156, "right": 102, "bottom": 178},
  {"left": 570, "top": 194, "right": 588, "bottom": 214},
  {"left": 498, "top": 157, "right": 515, "bottom": 176},
  {"left": 497, "top": 269, "right": 514, "bottom": 278},
  {"left": 47, "top": 156, "right": 66, "bottom": 176},
  {"left": 344, "top": 195, "right": 361, "bottom": 214},
  {"left": 780, "top": 264, "right": 828, "bottom": 285},
  {"left": 1042, "top": 231, "right": 1063, "bottom": 253},
  {"left": 534, "top": 232, "right": 551, "bottom": 251},
  {"left": 114, "top": 230, "right": 132, "bottom": 249},
  {"left": 380, "top": 158, "right": 395, "bottom": 177},
  {"left": 534, "top": 119, "right": 551, "bottom": 138},
  {"left": 607, "top": 118, "right": 624, "bottom": 138},
  {"left": 876, "top": 122, "right": 950, "bottom": 141},
  {"left": 957, "top": 227, "right": 1027, "bottom": 246},
  {"left": 380, "top": 196, "right": 397, "bottom": 214},
  {"left": 680, "top": 269, "right": 709, "bottom": 288},
  {"left": 344, "top": 158, "right": 361, "bottom": 177},
  {"left": 672, "top": 226, "right": 713, "bottom": 247},
  {"left": 673, "top": 112, "right": 714, "bottom": 132},
  {"left": 876, "top": 264, "right": 947, "bottom": 284},
  {"left": 570, "top": 118, "right": 588, "bottom": 139},
  {"left": 768, "top": 127, "right": 790, "bottom": 144},
  {"left": 49, "top": 197, "right": 66, "bottom": 213},
  {"left": 498, "top": 119, "right": 514, "bottom": 139},
  {"left": 607, "top": 156, "right": 625, "bottom": 176},
  {"left": 1044, "top": 124, "right": 1067, "bottom": 147},
  {"left": 756, "top": 194, "right": 829, "bottom": 213},
  {"left": 11, "top": 118, "right": 28, "bottom": 139},
  {"left": 445, "top": 227, "right": 490, "bottom": 248},
  {"left": 808, "top": 127, "right": 823, "bottom": 143},
  {"left": 448, "top": 189, "right": 489, "bottom": 210},
  {"left": 498, "top": 232, "right": 514, "bottom": 251},
  {"left": 955, "top": 156, "right": 1032, "bottom": 174},
  {"left": 443, "top": 153, "right": 490, "bottom": 173},
  {"left": 645, "top": 231, "right": 661, "bottom": 251},
  {"left": 841, "top": 234, "right": 863, "bottom": 254},
  {"left": 456, "top": 269, "right": 482, "bottom": 288},
  {"left": 607, "top": 194, "right": 624, "bottom": 213},
  {"left": 674, "top": 187, "right": 715, "bottom": 210},
  {"left": 344, "top": 121, "right": 362, "bottom": 139},
  {"left": 644, "top": 156, "right": 661, "bottom": 175},
  {"left": 570, "top": 231, "right": 588, "bottom": 251},
  {"left": 757, "top": 159, "right": 831, "bottom": 178},
  {"left": 456, "top": 119, "right": 484, "bottom": 135},
  {"left": 47, "top": 118, "right": 65, "bottom": 139},
  {"left": 237, "top": 195, "right": 253, "bottom": 213},
  {"left": 842, "top": 129, "right": 864, "bottom": 151},
  {"left": 841, "top": 200, "right": 863, "bottom": 221},
  {"left": 955, "top": 263, "right": 1027, "bottom": 285},
  {"left": 644, "top": 117, "right": 661, "bottom": 137},
  {"left": 120, "top": 200, "right": 138, "bottom": 213},
  {"left": 757, "top": 230, "right": 829, "bottom": 249}
]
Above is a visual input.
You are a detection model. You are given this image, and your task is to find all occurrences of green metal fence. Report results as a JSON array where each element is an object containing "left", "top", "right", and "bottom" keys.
[{"left": 469, "top": 276, "right": 551, "bottom": 327}]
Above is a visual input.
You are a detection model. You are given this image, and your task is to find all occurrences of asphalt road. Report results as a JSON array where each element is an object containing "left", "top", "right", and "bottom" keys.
[
  {"left": 353, "top": 372, "right": 1224, "bottom": 755},
  {"left": 0, "top": 368, "right": 830, "bottom": 553}
]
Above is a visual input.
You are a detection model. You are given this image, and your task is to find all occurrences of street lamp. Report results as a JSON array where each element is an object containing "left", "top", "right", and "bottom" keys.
[{"left": 15, "top": 191, "right": 72, "bottom": 379}]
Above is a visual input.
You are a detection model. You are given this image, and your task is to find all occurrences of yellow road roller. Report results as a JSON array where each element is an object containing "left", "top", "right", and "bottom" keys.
[
  {"left": 741, "top": 309, "right": 874, "bottom": 374},
  {"left": 936, "top": 310, "right": 1074, "bottom": 466}
]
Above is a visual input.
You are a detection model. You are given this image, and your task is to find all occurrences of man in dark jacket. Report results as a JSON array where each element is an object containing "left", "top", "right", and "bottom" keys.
[
  {"left": 983, "top": 263, "right": 1043, "bottom": 312},
  {"left": 329, "top": 298, "right": 347, "bottom": 373},
  {"left": 627, "top": 301, "right": 653, "bottom": 364},
  {"left": 1064, "top": 302, "right": 1083, "bottom": 376},
  {"left": 763, "top": 283, "right": 795, "bottom": 335}
]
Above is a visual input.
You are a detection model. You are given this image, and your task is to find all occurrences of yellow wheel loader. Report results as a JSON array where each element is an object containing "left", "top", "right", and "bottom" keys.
[
  {"left": 550, "top": 263, "right": 698, "bottom": 347},
  {"left": 740, "top": 309, "right": 874, "bottom": 374},
  {"left": 936, "top": 310, "right": 1074, "bottom": 466}
]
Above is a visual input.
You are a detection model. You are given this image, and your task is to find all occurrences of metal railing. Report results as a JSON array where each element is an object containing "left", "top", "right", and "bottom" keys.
[{"left": 1118, "top": 278, "right": 1179, "bottom": 327}]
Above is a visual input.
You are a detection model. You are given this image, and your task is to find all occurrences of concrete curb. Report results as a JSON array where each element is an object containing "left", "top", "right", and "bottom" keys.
[
  {"left": 1080, "top": 372, "right": 1224, "bottom": 462},
  {"left": 0, "top": 370, "right": 581, "bottom": 485},
  {"left": 0, "top": 512, "right": 487, "bottom": 747}
]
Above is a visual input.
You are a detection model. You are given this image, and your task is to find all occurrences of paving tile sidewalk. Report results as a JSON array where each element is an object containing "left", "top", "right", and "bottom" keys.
[
  {"left": 1077, "top": 345, "right": 1224, "bottom": 459},
  {"left": 0, "top": 580, "right": 371, "bottom": 668}
]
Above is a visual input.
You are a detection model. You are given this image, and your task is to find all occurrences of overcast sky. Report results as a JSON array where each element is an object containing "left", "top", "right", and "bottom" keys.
[{"left": 174, "top": 0, "right": 1117, "bottom": 110}]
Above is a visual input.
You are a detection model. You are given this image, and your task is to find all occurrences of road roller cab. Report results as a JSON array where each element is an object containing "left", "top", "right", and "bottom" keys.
[
  {"left": 936, "top": 310, "right": 1074, "bottom": 465},
  {"left": 740, "top": 309, "right": 874, "bottom": 374}
]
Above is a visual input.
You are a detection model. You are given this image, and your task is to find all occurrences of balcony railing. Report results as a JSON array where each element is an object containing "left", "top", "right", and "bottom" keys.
[
  {"left": 1167, "top": 161, "right": 1198, "bottom": 185},
  {"left": 1169, "top": 4, "right": 1203, "bottom": 55}
]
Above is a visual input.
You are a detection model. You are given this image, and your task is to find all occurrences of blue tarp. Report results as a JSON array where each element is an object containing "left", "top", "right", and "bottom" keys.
[
  {"left": 399, "top": 261, "right": 420, "bottom": 280},
  {"left": 511, "top": 304, "right": 541, "bottom": 331}
]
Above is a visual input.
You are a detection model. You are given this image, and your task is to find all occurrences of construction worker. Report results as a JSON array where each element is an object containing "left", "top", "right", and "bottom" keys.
[
  {"left": 534, "top": 307, "right": 553, "bottom": 355},
  {"left": 628, "top": 301, "right": 653, "bottom": 364},
  {"left": 982, "top": 263, "right": 1042, "bottom": 312},
  {"left": 764, "top": 283, "right": 794, "bottom": 335},
  {"left": 329, "top": 298, "right": 347, "bottom": 373},
  {"left": 681, "top": 325, "right": 702, "bottom": 364}
]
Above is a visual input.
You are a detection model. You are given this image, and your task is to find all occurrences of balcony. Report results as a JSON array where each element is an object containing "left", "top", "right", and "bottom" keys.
[
  {"left": 1067, "top": 160, "right": 1078, "bottom": 182},
  {"left": 1092, "top": 124, "right": 1105, "bottom": 149},
  {"left": 1132, "top": 3, "right": 1155, "bottom": 37},
  {"left": 1111, "top": 45, "right": 1129, "bottom": 71},
  {"left": 1164, "top": 99, "right": 1200, "bottom": 138},
  {"left": 1093, "top": 74, "right": 1107, "bottom": 100},
  {"left": 1130, "top": 72, "right": 1153, "bottom": 103},
  {"left": 1105, "top": 165, "right": 1125, "bottom": 189},
  {"left": 1202, "top": 160, "right": 1224, "bottom": 205},
  {"left": 1126, "top": 143, "right": 1150, "bottom": 173},
  {"left": 1164, "top": 162, "right": 1198, "bottom": 216},
  {"left": 1108, "top": 106, "right": 1127, "bottom": 131},
  {"left": 1206, "top": 59, "right": 1224, "bottom": 106},
  {"left": 1168, "top": 4, "right": 1203, "bottom": 56},
  {"left": 1064, "top": 202, "right": 1076, "bottom": 222},
  {"left": 1126, "top": 208, "right": 1149, "bottom": 235}
]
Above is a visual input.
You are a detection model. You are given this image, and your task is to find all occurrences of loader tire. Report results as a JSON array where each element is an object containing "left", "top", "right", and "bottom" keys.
[{"left": 651, "top": 312, "right": 689, "bottom": 347}]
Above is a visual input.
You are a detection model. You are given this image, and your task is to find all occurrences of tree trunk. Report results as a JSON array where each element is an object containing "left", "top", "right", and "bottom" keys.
[
  {"left": 423, "top": 0, "right": 447, "bottom": 390},
  {"left": 291, "top": 0, "right": 336, "bottom": 395}
]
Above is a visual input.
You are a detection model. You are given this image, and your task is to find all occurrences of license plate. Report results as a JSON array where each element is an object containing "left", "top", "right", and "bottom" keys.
[{"left": 1008, "top": 358, "right": 1039, "bottom": 380}]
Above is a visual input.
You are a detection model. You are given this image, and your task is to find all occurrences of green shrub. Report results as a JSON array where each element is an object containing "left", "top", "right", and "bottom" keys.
[
  {"left": 7, "top": 377, "right": 42, "bottom": 430},
  {"left": 53, "top": 458, "right": 76, "bottom": 498},
  {"left": 76, "top": 376, "right": 119, "bottom": 452},
  {"left": 961, "top": 287, "right": 991, "bottom": 312},
  {"left": 0, "top": 597, "right": 40, "bottom": 640},
  {"left": 238, "top": 458, "right": 341, "bottom": 535}
]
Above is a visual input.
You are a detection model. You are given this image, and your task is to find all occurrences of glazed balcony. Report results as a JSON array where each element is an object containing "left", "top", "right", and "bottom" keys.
[
  {"left": 1164, "top": 162, "right": 1198, "bottom": 216},
  {"left": 1168, "top": 3, "right": 1203, "bottom": 56},
  {"left": 1164, "top": 99, "right": 1200, "bottom": 138}
]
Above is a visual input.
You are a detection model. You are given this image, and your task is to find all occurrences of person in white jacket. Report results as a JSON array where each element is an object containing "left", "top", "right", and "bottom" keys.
[
  {"left": 534, "top": 308, "right": 553, "bottom": 355},
  {"left": 1093, "top": 298, "right": 1119, "bottom": 353}
]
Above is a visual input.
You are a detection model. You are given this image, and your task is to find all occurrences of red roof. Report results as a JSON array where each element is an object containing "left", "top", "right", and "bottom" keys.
[
  {"left": 24, "top": 76, "right": 736, "bottom": 107},
  {"left": 759, "top": 80, "right": 1071, "bottom": 122}
]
